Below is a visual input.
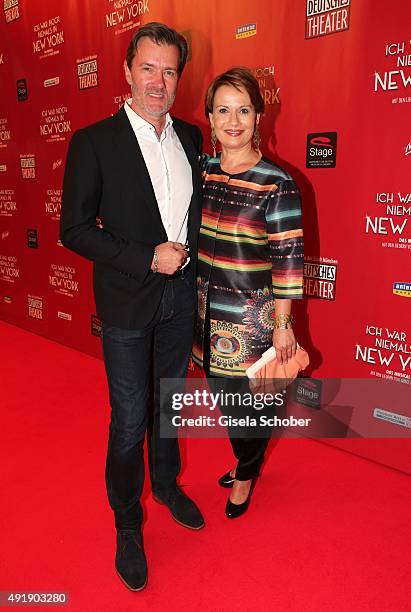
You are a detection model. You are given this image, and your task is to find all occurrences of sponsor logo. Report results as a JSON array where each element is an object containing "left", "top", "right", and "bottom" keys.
[
  {"left": 33, "top": 15, "right": 64, "bottom": 59},
  {"left": 27, "top": 229, "right": 38, "bottom": 248},
  {"left": 3, "top": 295, "right": 12, "bottom": 303},
  {"left": 91, "top": 314, "right": 102, "bottom": 337},
  {"left": 405, "top": 142, "right": 411, "bottom": 156},
  {"left": 252, "top": 65, "right": 280, "bottom": 106},
  {"left": 44, "top": 76, "right": 60, "bottom": 87},
  {"left": 294, "top": 378, "right": 322, "bottom": 409},
  {"left": 45, "top": 189, "right": 62, "bottom": 221},
  {"left": 40, "top": 106, "right": 71, "bottom": 143},
  {"left": 0, "top": 254, "right": 19, "bottom": 283},
  {"left": 28, "top": 294, "right": 43, "bottom": 319},
  {"left": 306, "top": 132, "right": 337, "bottom": 168},
  {"left": 20, "top": 154, "right": 35, "bottom": 179},
  {"left": 374, "top": 41, "right": 411, "bottom": 103},
  {"left": 4, "top": 0, "right": 20, "bottom": 23},
  {"left": 49, "top": 263, "right": 79, "bottom": 296},
  {"left": 356, "top": 324, "right": 411, "bottom": 381},
  {"left": 0, "top": 189, "right": 17, "bottom": 217},
  {"left": 58, "top": 311, "right": 72, "bottom": 320},
  {"left": 77, "top": 56, "right": 98, "bottom": 90},
  {"left": 373, "top": 408, "right": 411, "bottom": 428},
  {"left": 0, "top": 164, "right": 6, "bottom": 172},
  {"left": 52, "top": 158, "right": 62, "bottom": 170},
  {"left": 236, "top": 23, "right": 257, "bottom": 39},
  {"left": 16, "top": 77, "right": 28, "bottom": 101},
  {"left": 105, "top": 0, "right": 149, "bottom": 35},
  {"left": 303, "top": 258, "right": 338, "bottom": 300},
  {"left": 365, "top": 192, "right": 410, "bottom": 249},
  {"left": 1, "top": 231, "right": 9, "bottom": 239},
  {"left": 305, "top": 0, "right": 350, "bottom": 39},
  {"left": 393, "top": 282, "right": 411, "bottom": 298},
  {"left": 113, "top": 91, "right": 130, "bottom": 110},
  {"left": 0, "top": 117, "right": 10, "bottom": 147}
]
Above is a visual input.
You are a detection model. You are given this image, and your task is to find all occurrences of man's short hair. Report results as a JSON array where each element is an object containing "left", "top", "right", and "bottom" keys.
[{"left": 126, "top": 22, "right": 188, "bottom": 77}]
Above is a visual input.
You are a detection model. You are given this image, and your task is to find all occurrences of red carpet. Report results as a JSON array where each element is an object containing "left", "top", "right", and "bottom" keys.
[{"left": 1, "top": 320, "right": 410, "bottom": 611}]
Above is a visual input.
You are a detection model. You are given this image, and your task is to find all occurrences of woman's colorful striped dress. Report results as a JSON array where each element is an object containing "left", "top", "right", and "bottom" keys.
[{"left": 192, "top": 155, "right": 304, "bottom": 377}]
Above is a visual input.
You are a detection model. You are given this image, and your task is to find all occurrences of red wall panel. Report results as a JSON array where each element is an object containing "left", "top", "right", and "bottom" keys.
[{"left": 1, "top": 0, "right": 410, "bottom": 469}]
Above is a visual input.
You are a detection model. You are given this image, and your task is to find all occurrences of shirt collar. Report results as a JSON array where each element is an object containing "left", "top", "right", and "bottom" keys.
[{"left": 124, "top": 98, "right": 173, "bottom": 137}]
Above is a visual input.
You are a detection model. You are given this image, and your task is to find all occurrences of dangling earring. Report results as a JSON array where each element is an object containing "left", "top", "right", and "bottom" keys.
[
  {"left": 253, "top": 124, "right": 261, "bottom": 153},
  {"left": 211, "top": 128, "right": 217, "bottom": 158}
]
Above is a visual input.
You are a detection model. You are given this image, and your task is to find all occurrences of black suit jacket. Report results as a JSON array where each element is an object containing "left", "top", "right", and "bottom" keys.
[{"left": 60, "top": 107, "right": 203, "bottom": 328}]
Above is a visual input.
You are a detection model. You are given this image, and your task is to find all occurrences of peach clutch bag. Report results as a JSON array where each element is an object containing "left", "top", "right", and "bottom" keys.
[{"left": 246, "top": 345, "right": 309, "bottom": 394}]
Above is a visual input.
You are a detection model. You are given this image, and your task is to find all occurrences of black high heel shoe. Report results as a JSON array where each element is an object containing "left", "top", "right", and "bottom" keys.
[
  {"left": 225, "top": 479, "right": 255, "bottom": 519},
  {"left": 218, "top": 470, "right": 236, "bottom": 488}
]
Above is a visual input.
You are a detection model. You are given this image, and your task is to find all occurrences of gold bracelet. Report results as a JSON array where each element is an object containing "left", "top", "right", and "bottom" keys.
[{"left": 273, "top": 313, "right": 293, "bottom": 329}]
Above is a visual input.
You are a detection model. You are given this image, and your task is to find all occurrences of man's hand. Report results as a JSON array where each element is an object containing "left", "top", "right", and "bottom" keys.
[
  {"left": 272, "top": 328, "right": 297, "bottom": 365},
  {"left": 151, "top": 242, "right": 188, "bottom": 275}
]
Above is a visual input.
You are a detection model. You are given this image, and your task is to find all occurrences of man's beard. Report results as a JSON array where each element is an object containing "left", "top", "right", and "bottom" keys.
[{"left": 132, "top": 86, "right": 176, "bottom": 119}]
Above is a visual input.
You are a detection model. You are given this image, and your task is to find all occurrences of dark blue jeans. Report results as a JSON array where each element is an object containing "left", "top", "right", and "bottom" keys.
[{"left": 102, "top": 273, "right": 195, "bottom": 531}]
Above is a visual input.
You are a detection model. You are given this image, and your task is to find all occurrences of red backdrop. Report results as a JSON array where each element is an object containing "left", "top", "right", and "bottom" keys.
[{"left": 1, "top": 0, "right": 410, "bottom": 469}]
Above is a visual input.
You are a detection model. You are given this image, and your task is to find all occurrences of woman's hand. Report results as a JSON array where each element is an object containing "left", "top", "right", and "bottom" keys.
[{"left": 272, "top": 328, "right": 297, "bottom": 365}]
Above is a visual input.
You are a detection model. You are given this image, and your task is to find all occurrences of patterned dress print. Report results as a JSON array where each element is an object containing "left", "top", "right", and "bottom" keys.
[{"left": 192, "top": 155, "right": 304, "bottom": 377}]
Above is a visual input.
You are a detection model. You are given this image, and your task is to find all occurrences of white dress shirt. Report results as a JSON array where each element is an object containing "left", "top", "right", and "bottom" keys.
[{"left": 124, "top": 99, "right": 193, "bottom": 245}]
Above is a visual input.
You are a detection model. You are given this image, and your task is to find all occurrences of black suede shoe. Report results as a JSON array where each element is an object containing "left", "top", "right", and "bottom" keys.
[
  {"left": 225, "top": 480, "right": 255, "bottom": 519},
  {"left": 153, "top": 486, "right": 205, "bottom": 530},
  {"left": 115, "top": 530, "right": 147, "bottom": 591},
  {"left": 218, "top": 470, "right": 235, "bottom": 488}
]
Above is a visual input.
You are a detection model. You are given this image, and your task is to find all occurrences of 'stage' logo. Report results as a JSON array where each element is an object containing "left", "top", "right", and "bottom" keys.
[{"left": 306, "top": 132, "right": 337, "bottom": 168}]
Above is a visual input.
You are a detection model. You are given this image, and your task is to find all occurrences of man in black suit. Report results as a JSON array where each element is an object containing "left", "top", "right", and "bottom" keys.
[{"left": 61, "top": 22, "right": 204, "bottom": 591}]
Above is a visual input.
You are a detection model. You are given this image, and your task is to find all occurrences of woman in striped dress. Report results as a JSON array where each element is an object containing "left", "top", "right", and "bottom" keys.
[{"left": 192, "top": 67, "right": 304, "bottom": 518}]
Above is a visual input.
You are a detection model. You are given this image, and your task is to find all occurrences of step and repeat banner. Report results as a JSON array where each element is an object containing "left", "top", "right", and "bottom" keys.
[{"left": 0, "top": 0, "right": 410, "bottom": 469}]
